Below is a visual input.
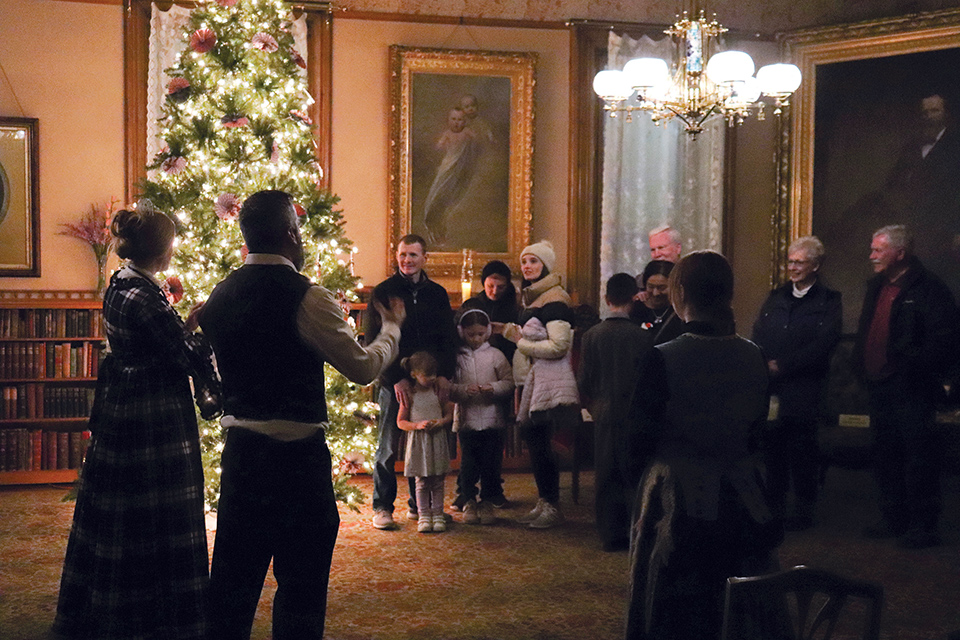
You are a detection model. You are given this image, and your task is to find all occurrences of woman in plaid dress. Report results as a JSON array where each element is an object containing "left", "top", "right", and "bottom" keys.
[{"left": 53, "top": 204, "right": 216, "bottom": 639}]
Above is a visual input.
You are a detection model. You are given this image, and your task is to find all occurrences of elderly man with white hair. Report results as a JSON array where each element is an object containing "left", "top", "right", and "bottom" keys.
[
  {"left": 648, "top": 225, "right": 682, "bottom": 263},
  {"left": 853, "top": 224, "right": 959, "bottom": 549},
  {"left": 751, "top": 235, "right": 842, "bottom": 531}
]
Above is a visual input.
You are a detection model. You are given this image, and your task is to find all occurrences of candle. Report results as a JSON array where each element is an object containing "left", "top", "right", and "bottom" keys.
[{"left": 460, "top": 280, "right": 472, "bottom": 302}]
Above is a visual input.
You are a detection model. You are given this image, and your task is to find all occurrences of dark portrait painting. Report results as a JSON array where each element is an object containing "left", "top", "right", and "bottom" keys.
[
  {"left": 812, "top": 48, "right": 960, "bottom": 331},
  {"left": 410, "top": 74, "right": 511, "bottom": 254},
  {"left": 389, "top": 47, "right": 533, "bottom": 278}
]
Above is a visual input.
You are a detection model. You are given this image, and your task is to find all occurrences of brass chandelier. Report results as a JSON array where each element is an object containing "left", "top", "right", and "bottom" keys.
[{"left": 592, "top": 9, "right": 802, "bottom": 136}]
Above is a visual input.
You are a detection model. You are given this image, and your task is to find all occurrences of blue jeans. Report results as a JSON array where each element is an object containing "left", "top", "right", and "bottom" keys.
[{"left": 372, "top": 385, "right": 417, "bottom": 513}]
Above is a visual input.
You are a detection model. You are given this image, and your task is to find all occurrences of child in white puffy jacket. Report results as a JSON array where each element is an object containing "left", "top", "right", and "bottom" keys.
[{"left": 450, "top": 309, "right": 514, "bottom": 525}]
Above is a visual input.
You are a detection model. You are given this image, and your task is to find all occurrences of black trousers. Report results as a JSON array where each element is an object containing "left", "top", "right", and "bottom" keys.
[
  {"left": 209, "top": 428, "right": 340, "bottom": 640},
  {"left": 762, "top": 415, "right": 820, "bottom": 517},
  {"left": 458, "top": 429, "right": 506, "bottom": 502},
  {"left": 524, "top": 405, "right": 579, "bottom": 504},
  {"left": 593, "top": 418, "right": 634, "bottom": 547},
  {"left": 868, "top": 378, "right": 942, "bottom": 532}
]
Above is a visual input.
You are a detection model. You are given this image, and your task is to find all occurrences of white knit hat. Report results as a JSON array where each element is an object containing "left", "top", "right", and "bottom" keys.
[{"left": 520, "top": 240, "right": 556, "bottom": 273}]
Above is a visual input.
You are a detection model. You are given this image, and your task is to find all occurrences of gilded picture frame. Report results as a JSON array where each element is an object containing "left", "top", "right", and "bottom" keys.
[
  {"left": 781, "top": 9, "right": 960, "bottom": 332},
  {"left": 0, "top": 117, "right": 40, "bottom": 277},
  {"left": 388, "top": 46, "right": 535, "bottom": 278}
]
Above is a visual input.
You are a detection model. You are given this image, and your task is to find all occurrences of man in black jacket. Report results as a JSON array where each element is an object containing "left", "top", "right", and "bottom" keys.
[
  {"left": 854, "top": 224, "right": 959, "bottom": 549},
  {"left": 365, "top": 234, "right": 459, "bottom": 530}
]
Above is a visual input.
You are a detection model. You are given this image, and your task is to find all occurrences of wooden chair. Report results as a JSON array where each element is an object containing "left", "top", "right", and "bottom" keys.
[{"left": 721, "top": 565, "right": 884, "bottom": 640}]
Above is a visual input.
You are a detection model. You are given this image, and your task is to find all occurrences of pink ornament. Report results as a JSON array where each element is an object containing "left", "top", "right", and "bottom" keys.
[
  {"left": 221, "top": 114, "right": 249, "bottom": 128},
  {"left": 294, "top": 203, "right": 306, "bottom": 217},
  {"left": 190, "top": 28, "right": 217, "bottom": 54},
  {"left": 290, "top": 47, "right": 306, "bottom": 69},
  {"left": 270, "top": 141, "right": 280, "bottom": 163},
  {"left": 216, "top": 0, "right": 237, "bottom": 6},
  {"left": 166, "top": 77, "right": 191, "bottom": 103},
  {"left": 251, "top": 32, "right": 279, "bottom": 52},
  {"left": 290, "top": 109, "right": 312, "bottom": 124},
  {"left": 215, "top": 193, "right": 241, "bottom": 221},
  {"left": 163, "top": 275, "right": 184, "bottom": 304},
  {"left": 161, "top": 156, "right": 187, "bottom": 175}
]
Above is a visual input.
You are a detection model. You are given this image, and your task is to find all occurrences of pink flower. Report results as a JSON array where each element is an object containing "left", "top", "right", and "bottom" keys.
[
  {"left": 190, "top": 28, "right": 217, "bottom": 54},
  {"left": 251, "top": 32, "right": 279, "bottom": 52},
  {"left": 215, "top": 193, "right": 241, "bottom": 221},
  {"left": 161, "top": 156, "right": 187, "bottom": 175},
  {"left": 163, "top": 275, "right": 184, "bottom": 304},
  {"left": 58, "top": 198, "right": 118, "bottom": 261}
]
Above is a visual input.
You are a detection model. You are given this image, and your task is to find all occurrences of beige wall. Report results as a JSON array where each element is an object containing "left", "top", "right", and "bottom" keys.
[
  {"left": 0, "top": 0, "right": 125, "bottom": 292},
  {"left": 330, "top": 17, "right": 569, "bottom": 291}
]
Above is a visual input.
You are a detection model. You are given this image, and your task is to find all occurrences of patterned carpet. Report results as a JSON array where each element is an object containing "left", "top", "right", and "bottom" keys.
[{"left": 1, "top": 467, "right": 959, "bottom": 640}]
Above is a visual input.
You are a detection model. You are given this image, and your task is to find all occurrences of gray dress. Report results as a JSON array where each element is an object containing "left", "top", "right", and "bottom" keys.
[{"left": 403, "top": 387, "right": 450, "bottom": 477}]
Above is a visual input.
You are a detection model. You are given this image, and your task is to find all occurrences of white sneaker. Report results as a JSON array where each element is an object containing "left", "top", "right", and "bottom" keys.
[
  {"left": 478, "top": 500, "right": 496, "bottom": 526},
  {"left": 432, "top": 514, "right": 447, "bottom": 532},
  {"left": 417, "top": 515, "right": 433, "bottom": 533},
  {"left": 372, "top": 509, "right": 397, "bottom": 530},
  {"left": 518, "top": 498, "right": 547, "bottom": 524},
  {"left": 528, "top": 502, "right": 563, "bottom": 529},
  {"left": 408, "top": 507, "right": 419, "bottom": 521},
  {"left": 463, "top": 500, "right": 480, "bottom": 524}
]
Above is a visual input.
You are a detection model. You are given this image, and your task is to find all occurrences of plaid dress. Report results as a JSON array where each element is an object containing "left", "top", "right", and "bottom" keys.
[{"left": 53, "top": 270, "right": 214, "bottom": 639}]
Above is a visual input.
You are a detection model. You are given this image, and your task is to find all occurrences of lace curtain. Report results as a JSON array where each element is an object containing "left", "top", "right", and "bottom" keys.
[
  {"left": 146, "top": 3, "right": 308, "bottom": 170},
  {"left": 599, "top": 31, "right": 725, "bottom": 302}
]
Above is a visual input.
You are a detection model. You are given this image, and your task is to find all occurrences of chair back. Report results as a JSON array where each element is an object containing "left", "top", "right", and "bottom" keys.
[{"left": 721, "top": 565, "right": 883, "bottom": 640}]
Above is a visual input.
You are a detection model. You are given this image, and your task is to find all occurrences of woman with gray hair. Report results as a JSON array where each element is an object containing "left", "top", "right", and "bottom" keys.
[{"left": 751, "top": 235, "right": 842, "bottom": 531}]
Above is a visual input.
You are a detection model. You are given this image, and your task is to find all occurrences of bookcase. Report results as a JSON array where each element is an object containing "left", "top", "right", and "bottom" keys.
[{"left": 0, "top": 291, "right": 103, "bottom": 485}]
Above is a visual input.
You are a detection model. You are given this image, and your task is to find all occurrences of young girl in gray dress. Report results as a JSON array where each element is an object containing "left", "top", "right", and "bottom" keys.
[{"left": 397, "top": 351, "right": 454, "bottom": 533}]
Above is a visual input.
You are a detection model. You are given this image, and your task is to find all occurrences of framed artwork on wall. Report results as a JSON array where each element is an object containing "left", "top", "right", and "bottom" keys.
[
  {"left": 388, "top": 45, "right": 535, "bottom": 277},
  {"left": 782, "top": 9, "right": 960, "bottom": 333},
  {"left": 0, "top": 117, "right": 40, "bottom": 277}
]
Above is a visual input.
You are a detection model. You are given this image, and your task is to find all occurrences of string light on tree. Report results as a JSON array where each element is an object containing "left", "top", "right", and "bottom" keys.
[{"left": 139, "top": 0, "right": 373, "bottom": 510}]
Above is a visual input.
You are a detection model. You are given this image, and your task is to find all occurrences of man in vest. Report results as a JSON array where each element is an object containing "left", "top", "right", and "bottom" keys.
[{"left": 201, "top": 190, "right": 404, "bottom": 640}]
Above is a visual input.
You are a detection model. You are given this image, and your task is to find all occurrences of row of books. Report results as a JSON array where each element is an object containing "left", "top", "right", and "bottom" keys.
[
  {"left": 0, "top": 308, "right": 103, "bottom": 339},
  {"left": 0, "top": 342, "right": 103, "bottom": 380},
  {"left": 2, "top": 385, "right": 96, "bottom": 420},
  {"left": 0, "top": 429, "right": 90, "bottom": 472}
]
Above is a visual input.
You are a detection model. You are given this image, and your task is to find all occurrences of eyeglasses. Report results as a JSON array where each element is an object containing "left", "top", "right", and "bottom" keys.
[{"left": 787, "top": 259, "right": 812, "bottom": 266}]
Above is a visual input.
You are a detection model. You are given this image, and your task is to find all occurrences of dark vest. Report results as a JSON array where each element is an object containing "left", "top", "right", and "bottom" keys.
[{"left": 200, "top": 264, "right": 327, "bottom": 423}]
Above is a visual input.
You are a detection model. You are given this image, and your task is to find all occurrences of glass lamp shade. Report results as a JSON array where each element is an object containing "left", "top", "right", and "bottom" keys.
[
  {"left": 705, "top": 50, "right": 755, "bottom": 84},
  {"left": 727, "top": 76, "right": 762, "bottom": 106},
  {"left": 593, "top": 69, "right": 633, "bottom": 101},
  {"left": 756, "top": 63, "right": 802, "bottom": 95},
  {"left": 623, "top": 57, "right": 670, "bottom": 89}
]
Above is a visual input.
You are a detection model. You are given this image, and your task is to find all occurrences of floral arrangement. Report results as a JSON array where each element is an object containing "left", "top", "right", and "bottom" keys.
[{"left": 59, "top": 198, "right": 118, "bottom": 294}]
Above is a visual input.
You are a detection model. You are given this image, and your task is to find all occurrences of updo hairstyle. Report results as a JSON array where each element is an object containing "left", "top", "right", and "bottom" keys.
[{"left": 111, "top": 205, "right": 176, "bottom": 264}]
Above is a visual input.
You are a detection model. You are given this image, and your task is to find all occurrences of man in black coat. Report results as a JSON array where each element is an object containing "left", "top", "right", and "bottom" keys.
[
  {"left": 853, "top": 224, "right": 959, "bottom": 549},
  {"left": 365, "top": 234, "right": 459, "bottom": 530}
]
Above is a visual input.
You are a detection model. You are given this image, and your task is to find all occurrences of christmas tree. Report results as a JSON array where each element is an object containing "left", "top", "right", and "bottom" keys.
[{"left": 138, "top": 0, "right": 377, "bottom": 510}]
